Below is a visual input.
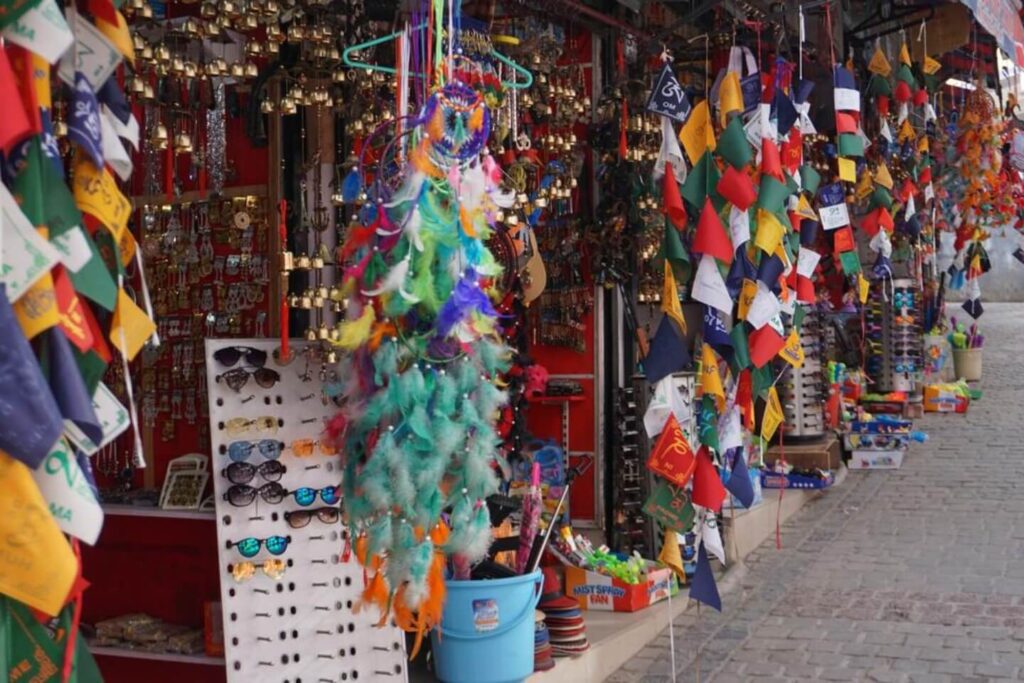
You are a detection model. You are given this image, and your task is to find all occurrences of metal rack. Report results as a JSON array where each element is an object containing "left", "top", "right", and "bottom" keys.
[{"left": 780, "top": 309, "right": 827, "bottom": 439}]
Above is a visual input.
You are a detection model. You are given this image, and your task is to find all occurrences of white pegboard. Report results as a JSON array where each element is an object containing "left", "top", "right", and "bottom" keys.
[{"left": 205, "top": 339, "right": 408, "bottom": 683}]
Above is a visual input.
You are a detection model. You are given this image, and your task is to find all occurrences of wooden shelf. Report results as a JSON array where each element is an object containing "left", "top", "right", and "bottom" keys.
[
  {"left": 526, "top": 394, "right": 586, "bottom": 404},
  {"left": 102, "top": 504, "right": 215, "bottom": 521},
  {"left": 89, "top": 645, "right": 224, "bottom": 666}
]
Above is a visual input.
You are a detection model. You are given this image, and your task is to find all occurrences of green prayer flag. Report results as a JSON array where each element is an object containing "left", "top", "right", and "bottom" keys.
[
  {"left": 839, "top": 250, "right": 862, "bottom": 275},
  {"left": 729, "top": 322, "right": 750, "bottom": 373},
  {"left": 895, "top": 63, "right": 917, "bottom": 86},
  {"left": 643, "top": 480, "right": 696, "bottom": 532},
  {"left": 680, "top": 150, "right": 723, "bottom": 212},
  {"left": 800, "top": 164, "right": 821, "bottom": 195},
  {"left": 0, "top": 0, "right": 44, "bottom": 32},
  {"left": 756, "top": 175, "right": 790, "bottom": 214},
  {"left": 698, "top": 395, "right": 719, "bottom": 453},
  {"left": 866, "top": 74, "right": 892, "bottom": 97},
  {"left": 661, "top": 218, "right": 691, "bottom": 283},
  {"left": 73, "top": 348, "right": 107, "bottom": 396},
  {"left": 792, "top": 305, "right": 806, "bottom": 333},
  {"left": 784, "top": 171, "right": 800, "bottom": 195},
  {"left": 4, "top": 597, "right": 103, "bottom": 683},
  {"left": 837, "top": 133, "right": 865, "bottom": 158},
  {"left": 13, "top": 138, "right": 47, "bottom": 227},
  {"left": 871, "top": 185, "right": 894, "bottom": 211},
  {"left": 752, "top": 364, "right": 773, "bottom": 400},
  {"left": 716, "top": 116, "right": 753, "bottom": 169},
  {"left": 35, "top": 146, "right": 118, "bottom": 311}
]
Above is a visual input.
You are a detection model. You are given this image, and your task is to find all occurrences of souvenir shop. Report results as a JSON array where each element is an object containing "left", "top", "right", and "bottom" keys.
[{"left": 0, "top": 0, "right": 1017, "bottom": 681}]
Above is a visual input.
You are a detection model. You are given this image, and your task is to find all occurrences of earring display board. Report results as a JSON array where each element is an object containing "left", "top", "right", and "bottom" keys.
[
  {"left": 205, "top": 338, "right": 407, "bottom": 683},
  {"left": 780, "top": 311, "right": 826, "bottom": 439}
]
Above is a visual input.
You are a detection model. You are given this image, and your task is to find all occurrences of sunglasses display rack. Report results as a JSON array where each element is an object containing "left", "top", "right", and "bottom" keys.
[
  {"left": 865, "top": 279, "right": 922, "bottom": 394},
  {"left": 205, "top": 339, "right": 407, "bottom": 683},
  {"left": 779, "top": 311, "right": 827, "bottom": 439}
]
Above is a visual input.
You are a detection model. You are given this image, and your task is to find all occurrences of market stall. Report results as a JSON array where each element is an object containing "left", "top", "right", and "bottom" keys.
[{"left": 0, "top": 0, "right": 1020, "bottom": 682}]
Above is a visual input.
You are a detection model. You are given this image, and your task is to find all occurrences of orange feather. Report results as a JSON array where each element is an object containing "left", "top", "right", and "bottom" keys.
[{"left": 459, "top": 205, "right": 477, "bottom": 238}]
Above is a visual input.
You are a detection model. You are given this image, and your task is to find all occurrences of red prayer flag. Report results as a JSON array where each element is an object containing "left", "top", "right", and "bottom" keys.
[
  {"left": 691, "top": 447, "right": 726, "bottom": 512},
  {"left": 663, "top": 165, "right": 687, "bottom": 228},
  {"left": 716, "top": 165, "right": 756, "bottom": 211},
  {"left": 692, "top": 198, "right": 734, "bottom": 264},
  {"left": 0, "top": 49, "right": 31, "bottom": 154},
  {"left": 646, "top": 414, "right": 697, "bottom": 487}
]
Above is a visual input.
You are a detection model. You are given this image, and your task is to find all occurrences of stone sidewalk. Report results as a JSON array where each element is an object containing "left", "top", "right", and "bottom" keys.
[{"left": 609, "top": 303, "right": 1024, "bottom": 683}]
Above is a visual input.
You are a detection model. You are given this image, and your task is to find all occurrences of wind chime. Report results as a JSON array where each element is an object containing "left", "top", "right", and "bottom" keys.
[{"left": 327, "top": 1, "right": 523, "bottom": 653}]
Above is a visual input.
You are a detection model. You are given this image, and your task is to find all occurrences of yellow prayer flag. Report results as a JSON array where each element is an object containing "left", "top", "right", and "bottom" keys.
[
  {"left": 13, "top": 274, "right": 60, "bottom": 339},
  {"left": 918, "top": 136, "right": 930, "bottom": 153},
  {"left": 778, "top": 330, "right": 805, "bottom": 368},
  {"left": 857, "top": 272, "right": 870, "bottom": 304},
  {"left": 754, "top": 210, "right": 786, "bottom": 255},
  {"left": 679, "top": 100, "right": 715, "bottom": 166},
  {"left": 0, "top": 451, "right": 77, "bottom": 616},
  {"left": 658, "top": 528, "right": 686, "bottom": 580},
  {"left": 662, "top": 261, "right": 687, "bottom": 334},
  {"left": 899, "top": 42, "right": 911, "bottom": 66},
  {"left": 874, "top": 163, "right": 894, "bottom": 190},
  {"left": 96, "top": 11, "right": 135, "bottom": 65},
  {"left": 110, "top": 288, "right": 156, "bottom": 361},
  {"left": 719, "top": 71, "right": 743, "bottom": 126},
  {"left": 923, "top": 55, "right": 942, "bottom": 75},
  {"left": 738, "top": 278, "right": 758, "bottom": 321},
  {"left": 856, "top": 170, "right": 875, "bottom": 201},
  {"left": 838, "top": 157, "right": 857, "bottom": 183},
  {"left": 761, "top": 386, "right": 784, "bottom": 441},
  {"left": 796, "top": 195, "right": 818, "bottom": 221},
  {"left": 700, "top": 343, "right": 726, "bottom": 411},
  {"left": 73, "top": 155, "right": 132, "bottom": 240},
  {"left": 868, "top": 47, "right": 892, "bottom": 77},
  {"left": 30, "top": 53, "right": 51, "bottom": 109},
  {"left": 898, "top": 119, "right": 916, "bottom": 143}
]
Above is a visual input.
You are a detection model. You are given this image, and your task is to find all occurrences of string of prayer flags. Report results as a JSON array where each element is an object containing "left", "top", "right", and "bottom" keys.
[{"left": 679, "top": 100, "right": 715, "bottom": 165}]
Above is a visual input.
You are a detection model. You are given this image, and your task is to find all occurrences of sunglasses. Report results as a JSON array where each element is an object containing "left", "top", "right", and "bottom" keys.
[
  {"left": 226, "top": 439, "right": 283, "bottom": 462},
  {"left": 223, "top": 417, "right": 279, "bottom": 436},
  {"left": 216, "top": 367, "right": 281, "bottom": 392},
  {"left": 214, "top": 346, "right": 268, "bottom": 368},
  {"left": 227, "top": 535, "right": 291, "bottom": 558},
  {"left": 224, "top": 482, "right": 286, "bottom": 506},
  {"left": 222, "top": 460, "right": 287, "bottom": 485},
  {"left": 232, "top": 558, "right": 287, "bottom": 582},
  {"left": 291, "top": 486, "right": 340, "bottom": 507},
  {"left": 284, "top": 506, "right": 341, "bottom": 528},
  {"left": 288, "top": 438, "right": 339, "bottom": 457}
]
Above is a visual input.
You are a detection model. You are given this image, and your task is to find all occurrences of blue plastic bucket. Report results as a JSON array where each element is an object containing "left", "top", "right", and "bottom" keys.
[{"left": 431, "top": 571, "right": 543, "bottom": 683}]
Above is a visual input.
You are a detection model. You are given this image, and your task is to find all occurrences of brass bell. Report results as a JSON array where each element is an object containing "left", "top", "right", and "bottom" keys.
[
  {"left": 288, "top": 85, "right": 304, "bottom": 101},
  {"left": 141, "top": 4, "right": 152, "bottom": 18},
  {"left": 201, "top": 3, "right": 217, "bottom": 18},
  {"left": 53, "top": 119, "right": 68, "bottom": 137},
  {"left": 183, "top": 18, "right": 200, "bottom": 35},
  {"left": 213, "top": 58, "right": 228, "bottom": 74},
  {"left": 265, "top": 0, "right": 279, "bottom": 12},
  {"left": 294, "top": 254, "right": 311, "bottom": 270},
  {"left": 141, "top": 46, "right": 154, "bottom": 61},
  {"left": 506, "top": 214, "right": 520, "bottom": 226},
  {"left": 279, "top": 98, "right": 297, "bottom": 115},
  {"left": 171, "top": 57, "right": 185, "bottom": 74},
  {"left": 230, "top": 63, "right": 245, "bottom": 78},
  {"left": 130, "top": 76, "right": 146, "bottom": 94},
  {"left": 317, "top": 323, "right": 330, "bottom": 340},
  {"left": 132, "top": 35, "right": 146, "bottom": 53},
  {"left": 205, "top": 61, "right": 221, "bottom": 77},
  {"left": 222, "top": 0, "right": 236, "bottom": 14},
  {"left": 287, "top": 25, "right": 304, "bottom": 42},
  {"left": 151, "top": 124, "right": 169, "bottom": 150},
  {"left": 495, "top": 210, "right": 505, "bottom": 223},
  {"left": 244, "top": 14, "right": 258, "bottom": 29},
  {"left": 287, "top": 294, "right": 300, "bottom": 308},
  {"left": 143, "top": 83, "right": 155, "bottom": 100},
  {"left": 246, "top": 42, "right": 263, "bottom": 57},
  {"left": 312, "top": 293, "right": 325, "bottom": 308},
  {"left": 331, "top": 192, "right": 344, "bottom": 206},
  {"left": 305, "top": 327, "right": 318, "bottom": 341},
  {"left": 332, "top": 69, "right": 346, "bottom": 84},
  {"left": 311, "top": 255, "right": 325, "bottom": 269},
  {"left": 184, "top": 62, "right": 197, "bottom": 79},
  {"left": 317, "top": 286, "right": 329, "bottom": 300},
  {"left": 265, "top": 41, "right": 279, "bottom": 55},
  {"left": 260, "top": 99, "right": 275, "bottom": 114},
  {"left": 534, "top": 196, "right": 548, "bottom": 209},
  {"left": 326, "top": 350, "right": 338, "bottom": 364},
  {"left": 174, "top": 132, "right": 193, "bottom": 154},
  {"left": 244, "top": 62, "right": 259, "bottom": 78},
  {"left": 281, "top": 251, "right": 295, "bottom": 271},
  {"left": 300, "top": 292, "right": 313, "bottom": 309},
  {"left": 155, "top": 45, "right": 171, "bottom": 62},
  {"left": 329, "top": 47, "right": 341, "bottom": 61}
]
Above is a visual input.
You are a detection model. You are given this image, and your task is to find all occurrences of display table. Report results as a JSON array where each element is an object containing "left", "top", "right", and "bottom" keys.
[{"left": 764, "top": 434, "right": 841, "bottom": 471}]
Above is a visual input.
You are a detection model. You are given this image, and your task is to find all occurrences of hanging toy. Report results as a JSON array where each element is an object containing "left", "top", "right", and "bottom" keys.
[{"left": 330, "top": 80, "right": 515, "bottom": 650}]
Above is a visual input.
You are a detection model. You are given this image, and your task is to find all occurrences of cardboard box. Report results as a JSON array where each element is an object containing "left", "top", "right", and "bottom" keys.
[
  {"left": 765, "top": 434, "right": 840, "bottom": 470},
  {"left": 923, "top": 385, "right": 969, "bottom": 413},
  {"left": 564, "top": 564, "right": 678, "bottom": 612},
  {"left": 849, "top": 448, "right": 905, "bottom": 470}
]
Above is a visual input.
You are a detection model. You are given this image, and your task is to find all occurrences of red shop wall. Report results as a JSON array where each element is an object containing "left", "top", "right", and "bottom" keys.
[{"left": 524, "top": 28, "right": 599, "bottom": 524}]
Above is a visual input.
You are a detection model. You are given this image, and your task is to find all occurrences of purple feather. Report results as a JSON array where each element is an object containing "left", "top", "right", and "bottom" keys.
[{"left": 437, "top": 278, "right": 497, "bottom": 337}]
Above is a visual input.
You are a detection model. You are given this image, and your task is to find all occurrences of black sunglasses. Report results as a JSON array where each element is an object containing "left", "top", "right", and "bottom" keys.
[
  {"left": 222, "top": 460, "right": 287, "bottom": 485},
  {"left": 214, "top": 346, "right": 268, "bottom": 368},
  {"left": 224, "top": 482, "right": 286, "bottom": 507},
  {"left": 284, "top": 507, "right": 341, "bottom": 529},
  {"left": 216, "top": 367, "right": 281, "bottom": 392}
]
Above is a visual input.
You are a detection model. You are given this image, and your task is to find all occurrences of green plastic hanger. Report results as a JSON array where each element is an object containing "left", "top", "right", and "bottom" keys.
[{"left": 341, "top": 23, "right": 534, "bottom": 90}]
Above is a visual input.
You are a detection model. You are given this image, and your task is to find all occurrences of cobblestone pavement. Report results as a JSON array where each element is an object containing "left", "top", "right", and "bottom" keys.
[{"left": 609, "top": 303, "right": 1024, "bottom": 683}]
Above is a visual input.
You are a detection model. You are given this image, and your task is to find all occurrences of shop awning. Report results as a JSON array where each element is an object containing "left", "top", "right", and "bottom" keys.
[{"left": 961, "top": 0, "right": 1024, "bottom": 66}]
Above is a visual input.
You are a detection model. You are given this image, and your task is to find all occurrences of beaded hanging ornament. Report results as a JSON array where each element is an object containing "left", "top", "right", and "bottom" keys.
[{"left": 328, "top": 80, "right": 515, "bottom": 651}]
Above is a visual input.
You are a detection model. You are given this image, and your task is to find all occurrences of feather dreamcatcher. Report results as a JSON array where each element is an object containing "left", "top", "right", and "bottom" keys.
[{"left": 331, "top": 80, "right": 513, "bottom": 652}]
